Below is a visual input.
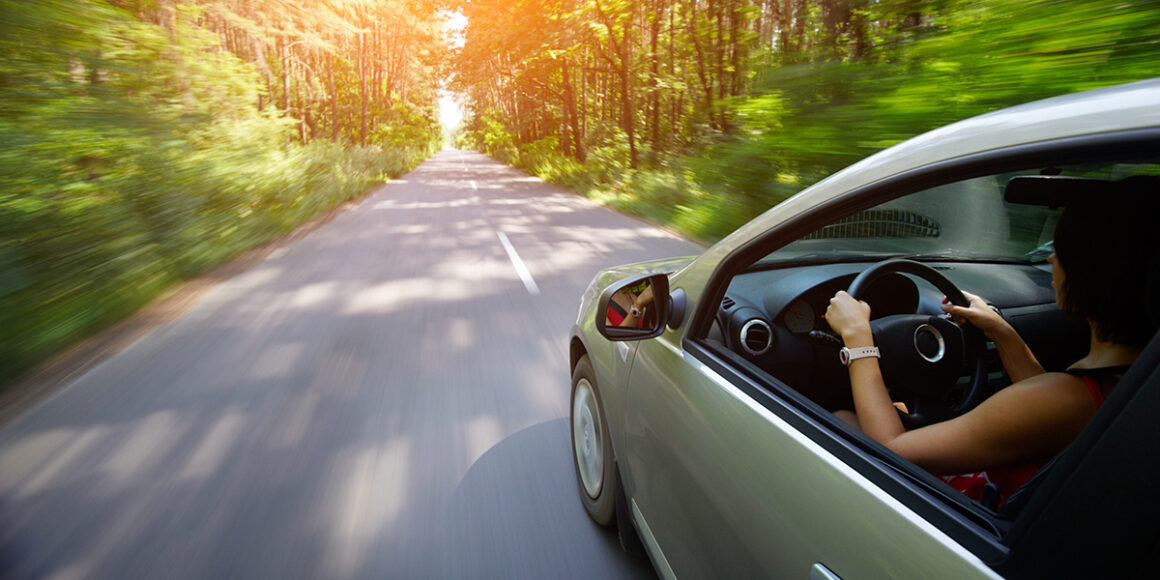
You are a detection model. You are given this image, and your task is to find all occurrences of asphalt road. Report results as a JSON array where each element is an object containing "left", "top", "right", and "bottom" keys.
[{"left": 0, "top": 150, "right": 702, "bottom": 579}]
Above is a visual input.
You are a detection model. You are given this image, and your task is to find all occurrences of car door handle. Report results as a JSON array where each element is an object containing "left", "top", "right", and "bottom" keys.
[{"left": 810, "top": 563, "right": 842, "bottom": 580}]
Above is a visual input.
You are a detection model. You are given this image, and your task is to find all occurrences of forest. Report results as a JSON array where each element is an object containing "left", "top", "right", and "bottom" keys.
[
  {"left": 453, "top": 0, "right": 1160, "bottom": 240},
  {"left": 1, "top": 0, "right": 447, "bottom": 386},
  {"left": 2, "top": 0, "right": 1158, "bottom": 388}
]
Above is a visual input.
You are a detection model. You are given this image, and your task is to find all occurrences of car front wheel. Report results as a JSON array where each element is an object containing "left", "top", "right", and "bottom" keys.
[{"left": 571, "top": 355, "right": 616, "bottom": 525}]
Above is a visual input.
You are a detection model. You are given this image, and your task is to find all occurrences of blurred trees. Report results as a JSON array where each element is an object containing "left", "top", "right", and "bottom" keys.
[
  {"left": 452, "top": 0, "right": 1160, "bottom": 240},
  {"left": 1, "top": 0, "right": 447, "bottom": 387},
  {"left": 454, "top": 0, "right": 757, "bottom": 169},
  {"left": 123, "top": 0, "right": 447, "bottom": 146}
]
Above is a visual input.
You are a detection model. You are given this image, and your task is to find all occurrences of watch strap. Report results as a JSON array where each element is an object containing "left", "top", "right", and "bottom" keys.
[{"left": 840, "top": 346, "right": 880, "bottom": 366}]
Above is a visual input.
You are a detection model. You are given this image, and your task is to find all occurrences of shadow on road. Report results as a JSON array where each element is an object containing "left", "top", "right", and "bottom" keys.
[{"left": 441, "top": 418, "right": 657, "bottom": 579}]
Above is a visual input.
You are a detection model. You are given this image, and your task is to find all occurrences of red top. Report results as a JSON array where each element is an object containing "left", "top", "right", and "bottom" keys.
[
  {"left": 606, "top": 302, "right": 628, "bottom": 326},
  {"left": 606, "top": 297, "right": 646, "bottom": 328}
]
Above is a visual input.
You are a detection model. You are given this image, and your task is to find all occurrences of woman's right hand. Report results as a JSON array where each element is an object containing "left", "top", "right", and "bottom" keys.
[
  {"left": 826, "top": 291, "right": 874, "bottom": 346},
  {"left": 939, "top": 291, "right": 1008, "bottom": 338}
]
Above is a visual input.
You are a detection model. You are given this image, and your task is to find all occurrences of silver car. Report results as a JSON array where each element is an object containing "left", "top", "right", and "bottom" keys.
[{"left": 568, "top": 79, "right": 1160, "bottom": 579}]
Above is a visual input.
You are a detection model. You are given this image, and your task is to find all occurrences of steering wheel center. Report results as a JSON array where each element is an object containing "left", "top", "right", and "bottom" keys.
[{"left": 914, "top": 324, "right": 946, "bottom": 363}]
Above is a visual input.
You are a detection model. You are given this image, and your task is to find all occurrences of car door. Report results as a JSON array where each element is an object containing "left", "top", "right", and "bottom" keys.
[{"left": 621, "top": 323, "right": 1002, "bottom": 579}]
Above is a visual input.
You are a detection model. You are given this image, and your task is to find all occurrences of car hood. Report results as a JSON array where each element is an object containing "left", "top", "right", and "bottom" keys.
[{"left": 597, "top": 255, "right": 697, "bottom": 281}]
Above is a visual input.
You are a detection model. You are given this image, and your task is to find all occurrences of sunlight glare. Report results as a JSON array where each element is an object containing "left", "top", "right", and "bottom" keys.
[
  {"left": 443, "top": 10, "right": 466, "bottom": 48},
  {"left": 440, "top": 94, "right": 463, "bottom": 129}
]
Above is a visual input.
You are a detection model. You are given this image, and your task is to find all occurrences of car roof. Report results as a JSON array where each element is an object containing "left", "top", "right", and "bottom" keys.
[{"left": 711, "top": 78, "right": 1160, "bottom": 252}]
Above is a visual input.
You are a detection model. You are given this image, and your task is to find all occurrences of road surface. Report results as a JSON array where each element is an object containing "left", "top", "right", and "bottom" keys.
[{"left": 0, "top": 150, "right": 703, "bottom": 579}]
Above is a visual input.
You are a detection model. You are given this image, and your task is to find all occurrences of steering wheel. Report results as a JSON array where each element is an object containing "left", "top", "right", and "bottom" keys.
[{"left": 848, "top": 259, "right": 988, "bottom": 429}]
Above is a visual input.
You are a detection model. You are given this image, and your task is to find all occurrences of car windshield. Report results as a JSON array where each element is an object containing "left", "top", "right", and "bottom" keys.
[{"left": 762, "top": 163, "right": 1157, "bottom": 265}]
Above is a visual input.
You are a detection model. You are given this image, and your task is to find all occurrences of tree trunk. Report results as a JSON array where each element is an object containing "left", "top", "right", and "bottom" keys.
[
  {"left": 581, "top": 44, "right": 588, "bottom": 141},
  {"left": 359, "top": 20, "right": 367, "bottom": 146},
  {"left": 780, "top": 0, "right": 794, "bottom": 56},
  {"left": 329, "top": 52, "right": 338, "bottom": 139},
  {"left": 621, "top": 43, "right": 636, "bottom": 168},
  {"left": 669, "top": 2, "right": 677, "bottom": 140},
  {"left": 280, "top": 36, "right": 290, "bottom": 116},
  {"left": 689, "top": 0, "right": 715, "bottom": 130},
  {"left": 562, "top": 59, "right": 585, "bottom": 161},
  {"left": 649, "top": 0, "right": 662, "bottom": 149}
]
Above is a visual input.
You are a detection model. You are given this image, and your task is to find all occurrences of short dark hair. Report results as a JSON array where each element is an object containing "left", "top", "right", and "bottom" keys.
[{"left": 1052, "top": 178, "right": 1159, "bottom": 346}]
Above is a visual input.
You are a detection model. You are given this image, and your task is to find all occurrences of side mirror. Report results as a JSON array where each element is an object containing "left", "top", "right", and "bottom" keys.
[{"left": 595, "top": 274, "right": 670, "bottom": 341}]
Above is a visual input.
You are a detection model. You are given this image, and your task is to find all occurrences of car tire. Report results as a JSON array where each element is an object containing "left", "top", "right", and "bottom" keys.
[{"left": 571, "top": 355, "right": 616, "bottom": 526}]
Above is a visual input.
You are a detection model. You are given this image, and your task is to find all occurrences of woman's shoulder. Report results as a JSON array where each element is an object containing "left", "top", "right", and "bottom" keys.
[
  {"left": 1007, "top": 371, "right": 1095, "bottom": 399},
  {"left": 986, "top": 371, "right": 1100, "bottom": 422},
  {"left": 941, "top": 371, "right": 1098, "bottom": 471}
]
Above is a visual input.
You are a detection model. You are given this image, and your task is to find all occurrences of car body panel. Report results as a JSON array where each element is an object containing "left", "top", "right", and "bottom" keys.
[{"left": 624, "top": 336, "right": 1000, "bottom": 578}]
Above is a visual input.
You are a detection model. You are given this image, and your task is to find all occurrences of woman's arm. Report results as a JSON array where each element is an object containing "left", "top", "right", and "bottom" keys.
[
  {"left": 940, "top": 291, "right": 1045, "bottom": 383},
  {"left": 827, "top": 291, "right": 1096, "bottom": 474},
  {"left": 891, "top": 372, "right": 1097, "bottom": 474},
  {"left": 825, "top": 292, "right": 906, "bottom": 443},
  {"left": 617, "top": 285, "right": 655, "bottom": 327}
]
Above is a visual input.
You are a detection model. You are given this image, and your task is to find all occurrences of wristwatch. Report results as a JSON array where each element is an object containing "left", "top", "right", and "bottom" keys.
[
  {"left": 840, "top": 346, "right": 880, "bottom": 366},
  {"left": 630, "top": 306, "right": 643, "bottom": 318}
]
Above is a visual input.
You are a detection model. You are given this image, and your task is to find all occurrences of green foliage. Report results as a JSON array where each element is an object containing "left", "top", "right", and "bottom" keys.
[
  {"left": 0, "top": 0, "right": 438, "bottom": 388},
  {"left": 459, "top": 110, "right": 520, "bottom": 163},
  {"left": 465, "top": 0, "right": 1160, "bottom": 246},
  {"left": 0, "top": 110, "right": 425, "bottom": 387},
  {"left": 517, "top": 137, "right": 563, "bottom": 174},
  {"left": 372, "top": 101, "right": 443, "bottom": 151},
  {"left": 698, "top": 0, "right": 1160, "bottom": 216}
]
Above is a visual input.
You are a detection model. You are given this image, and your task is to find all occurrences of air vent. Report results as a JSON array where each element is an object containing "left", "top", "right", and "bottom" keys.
[
  {"left": 740, "top": 319, "right": 774, "bottom": 356},
  {"left": 722, "top": 297, "right": 735, "bottom": 310}
]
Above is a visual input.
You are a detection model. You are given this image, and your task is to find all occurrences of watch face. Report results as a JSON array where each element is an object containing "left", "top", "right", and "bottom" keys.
[{"left": 839, "top": 348, "right": 851, "bottom": 366}]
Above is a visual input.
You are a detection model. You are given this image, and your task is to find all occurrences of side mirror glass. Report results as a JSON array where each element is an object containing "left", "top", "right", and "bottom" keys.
[{"left": 595, "top": 274, "right": 670, "bottom": 341}]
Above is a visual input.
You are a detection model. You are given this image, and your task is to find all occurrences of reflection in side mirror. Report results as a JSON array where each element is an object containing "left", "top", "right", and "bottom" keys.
[
  {"left": 595, "top": 274, "right": 670, "bottom": 341},
  {"left": 606, "top": 281, "right": 657, "bottom": 329}
]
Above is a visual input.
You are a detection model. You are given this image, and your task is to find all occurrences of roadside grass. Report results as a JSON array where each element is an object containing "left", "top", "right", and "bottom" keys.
[{"left": 0, "top": 130, "right": 434, "bottom": 391}]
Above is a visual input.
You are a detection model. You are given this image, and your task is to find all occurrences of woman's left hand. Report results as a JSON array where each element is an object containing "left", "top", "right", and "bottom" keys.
[{"left": 825, "top": 291, "right": 873, "bottom": 345}]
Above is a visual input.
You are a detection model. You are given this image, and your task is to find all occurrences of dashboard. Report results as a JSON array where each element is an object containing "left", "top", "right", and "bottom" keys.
[{"left": 713, "top": 260, "right": 1088, "bottom": 412}]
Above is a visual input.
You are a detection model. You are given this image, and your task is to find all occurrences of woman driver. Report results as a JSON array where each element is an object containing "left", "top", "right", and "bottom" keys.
[{"left": 825, "top": 186, "right": 1158, "bottom": 505}]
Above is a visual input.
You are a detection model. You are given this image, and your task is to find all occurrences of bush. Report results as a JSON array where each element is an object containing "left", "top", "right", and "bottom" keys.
[{"left": 0, "top": 110, "right": 429, "bottom": 388}]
